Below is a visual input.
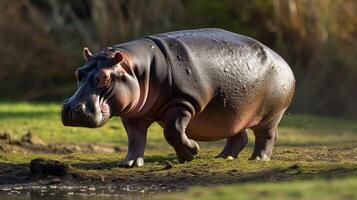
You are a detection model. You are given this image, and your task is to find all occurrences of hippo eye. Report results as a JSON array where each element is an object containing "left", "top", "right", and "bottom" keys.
[{"left": 96, "top": 70, "right": 112, "bottom": 87}]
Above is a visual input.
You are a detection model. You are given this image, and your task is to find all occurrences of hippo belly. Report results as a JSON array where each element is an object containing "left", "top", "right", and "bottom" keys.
[{"left": 185, "top": 92, "right": 262, "bottom": 141}]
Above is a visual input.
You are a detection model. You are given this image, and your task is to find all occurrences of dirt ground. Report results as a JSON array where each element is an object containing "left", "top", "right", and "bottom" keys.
[{"left": 1, "top": 132, "right": 356, "bottom": 192}]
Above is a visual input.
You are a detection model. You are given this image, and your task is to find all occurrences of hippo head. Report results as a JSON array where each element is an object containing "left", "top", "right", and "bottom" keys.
[{"left": 61, "top": 47, "right": 140, "bottom": 128}]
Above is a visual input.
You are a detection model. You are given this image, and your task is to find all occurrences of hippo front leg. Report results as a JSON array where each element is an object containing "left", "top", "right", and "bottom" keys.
[
  {"left": 163, "top": 107, "right": 200, "bottom": 163},
  {"left": 120, "top": 118, "right": 152, "bottom": 167}
]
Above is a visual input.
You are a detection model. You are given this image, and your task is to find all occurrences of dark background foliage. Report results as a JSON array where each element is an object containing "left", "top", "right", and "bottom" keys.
[{"left": 0, "top": 0, "right": 356, "bottom": 118}]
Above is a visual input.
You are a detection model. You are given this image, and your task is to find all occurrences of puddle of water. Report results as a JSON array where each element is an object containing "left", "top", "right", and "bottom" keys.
[
  {"left": 0, "top": 191, "right": 153, "bottom": 200},
  {"left": 0, "top": 192, "right": 151, "bottom": 200},
  {"left": 0, "top": 185, "right": 164, "bottom": 200}
]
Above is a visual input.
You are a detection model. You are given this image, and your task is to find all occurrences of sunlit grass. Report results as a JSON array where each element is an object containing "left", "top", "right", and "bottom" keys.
[
  {"left": 159, "top": 177, "right": 357, "bottom": 200},
  {"left": 1, "top": 102, "right": 356, "bottom": 149},
  {"left": 0, "top": 101, "right": 164, "bottom": 148}
]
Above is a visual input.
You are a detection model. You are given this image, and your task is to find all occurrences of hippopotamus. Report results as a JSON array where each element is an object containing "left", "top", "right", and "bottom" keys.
[{"left": 62, "top": 28, "right": 295, "bottom": 167}]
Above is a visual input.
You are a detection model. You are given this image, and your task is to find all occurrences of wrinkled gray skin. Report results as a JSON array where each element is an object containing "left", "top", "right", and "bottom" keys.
[{"left": 62, "top": 28, "right": 295, "bottom": 167}]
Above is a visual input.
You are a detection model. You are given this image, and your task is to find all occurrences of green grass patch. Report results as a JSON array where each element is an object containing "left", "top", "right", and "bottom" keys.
[
  {"left": 0, "top": 102, "right": 356, "bottom": 148},
  {"left": 160, "top": 177, "right": 357, "bottom": 200},
  {"left": 0, "top": 101, "right": 164, "bottom": 147}
]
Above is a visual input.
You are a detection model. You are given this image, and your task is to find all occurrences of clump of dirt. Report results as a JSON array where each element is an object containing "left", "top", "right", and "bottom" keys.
[
  {"left": 0, "top": 132, "right": 124, "bottom": 154},
  {"left": 163, "top": 162, "right": 174, "bottom": 170},
  {"left": 21, "top": 132, "right": 46, "bottom": 146},
  {"left": 9, "top": 132, "right": 46, "bottom": 151},
  {"left": 29, "top": 158, "right": 71, "bottom": 177},
  {"left": 289, "top": 164, "right": 300, "bottom": 170},
  {"left": 0, "top": 132, "right": 11, "bottom": 141}
]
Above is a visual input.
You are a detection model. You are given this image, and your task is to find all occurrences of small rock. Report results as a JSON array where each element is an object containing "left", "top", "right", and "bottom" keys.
[
  {"left": 289, "top": 164, "right": 300, "bottom": 170},
  {"left": 0, "top": 132, "right": 11, "bottom": 142},
  {"left": 1, "top": 187, "right": 11, "bottom": 191},
  {"left": 49, "top": 185, "right": 58, "bottom": 189},
  {"left": 29, "top": 158, "right": 70, "bottom": 177},
  {"left": 163, "top": 162, "right": 173, "bottom": 170},
  {"left": 114, "top": 146, "right": 126, "bottom": 152},
  {"left": 13, "top": 186, "right": 23, "bottom": 190}
]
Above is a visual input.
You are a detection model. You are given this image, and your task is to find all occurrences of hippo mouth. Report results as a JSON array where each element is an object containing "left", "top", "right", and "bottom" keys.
[
  {"left": 61, "top": 82, "right": 116, "bottom": 128},
  {"left": 98, "top": 81, "right": 116, "bottom": 114}
]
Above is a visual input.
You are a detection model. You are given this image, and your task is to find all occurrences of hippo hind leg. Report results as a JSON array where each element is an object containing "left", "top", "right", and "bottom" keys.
[
  {"left": 163, "top": 106, "right": 200, "bottom": 163},
  {"left": 249, "top": 111, "right": 285, "bottom": 161},
  {"left": 216, "top": 129, "right": 248, "bottom": 159}
]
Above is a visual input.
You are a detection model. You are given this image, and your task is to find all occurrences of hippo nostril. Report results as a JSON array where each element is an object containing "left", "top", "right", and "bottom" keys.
[{"left": 75, "top": 103, "right": 86, "bottom": 113}]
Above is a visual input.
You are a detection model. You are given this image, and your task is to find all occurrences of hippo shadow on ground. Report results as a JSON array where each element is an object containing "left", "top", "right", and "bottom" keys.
[
  {"left": 146, "top": 166, "right": 357, "bottom": 189},
  {"left": 72, "top": 161, "right": 118, "bottom": 170},
  {"left": 0, "top": 161, "right": 357, "bottom": 189},
  {"left": 70, "top": 163, "right": 357, "bottom": 189}
]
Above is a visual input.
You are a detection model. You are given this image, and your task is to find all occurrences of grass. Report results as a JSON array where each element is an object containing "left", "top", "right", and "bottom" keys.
[
  {"left": 1, "top": 101, "right": 357, "bottom": 148},
  {"left": 159, "top": 177, "right": 357, "bottom": 200},
  {"left": 0, "top": 101, "right": 164, "bottom": 147},
  {"left": 0, "top": 101, "right": 356, "bottom": 199}
]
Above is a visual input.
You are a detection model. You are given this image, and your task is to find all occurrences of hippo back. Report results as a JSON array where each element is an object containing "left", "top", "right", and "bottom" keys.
[{"left": 146, "top": 28, "right": 293, "bottom": 113}]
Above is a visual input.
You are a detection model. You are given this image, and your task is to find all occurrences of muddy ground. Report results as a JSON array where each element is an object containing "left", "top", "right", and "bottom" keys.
[{"left": 1, "top": 132, "right": 356, "bottom": 192}]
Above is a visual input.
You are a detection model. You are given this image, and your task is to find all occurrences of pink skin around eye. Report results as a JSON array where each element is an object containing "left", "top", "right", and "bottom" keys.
[{"left": 97, "top": 69, "right": 112, "bottom": 87}]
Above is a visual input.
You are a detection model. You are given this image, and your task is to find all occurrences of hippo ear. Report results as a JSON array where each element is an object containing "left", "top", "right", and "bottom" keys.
[
  {"left": 113, "top": 52, "right": 123, "bottom": 64},
  {"left": 83, "top": 47, "right": 93, "bottom": 61}
]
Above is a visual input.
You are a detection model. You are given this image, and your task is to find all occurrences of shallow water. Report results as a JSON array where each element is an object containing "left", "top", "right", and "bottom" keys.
[
  {"left": 0, "top": 185, "right": 162, "bottom": 200},
  {"left": 0, "top": 192, "right": 152, "bottom": 200}
]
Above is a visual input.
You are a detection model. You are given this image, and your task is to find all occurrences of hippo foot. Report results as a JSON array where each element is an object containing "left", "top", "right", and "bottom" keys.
[
  {"left": 249, "top": 153, "right": 271, "bottom": 161},
  {"left": 176, "top": 139, "right": 200, "bottom": 163},
  {"left": 216, "top": 131, "right": 248, "bottom": 159},
  {"left": 119, "top": 157, "right": 144, "bottom": 168},
  {"left": 249, "top": 141, "right": 274, "bottom": 161},
  {"left": 215, "top": 152, "right": 237, "bottom": 159},
  {"left": 216, "top": 146, "right": 241, "bottom": 159}
]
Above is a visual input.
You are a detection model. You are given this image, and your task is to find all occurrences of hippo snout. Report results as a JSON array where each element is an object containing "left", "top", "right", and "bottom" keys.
[
  {"left": 62, "top": 100, "right": 82, "bottom": 126},
  {"left": 61, "top": 99, "right": 105, "bottom": 128},
  {"left": 62, "top": 101, "right": 85, "bottom": 117}
]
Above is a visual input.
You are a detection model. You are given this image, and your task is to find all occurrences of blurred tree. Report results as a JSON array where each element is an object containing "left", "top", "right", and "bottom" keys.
[
  {"left": 0, "top": 0, "right": 77, "bottom": 100},
  {"left": 272, "top": 0, "right": 357, "bottom": 117},
  {"left": 58, "top": 0, "right": 183, "bottom": 50}
]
